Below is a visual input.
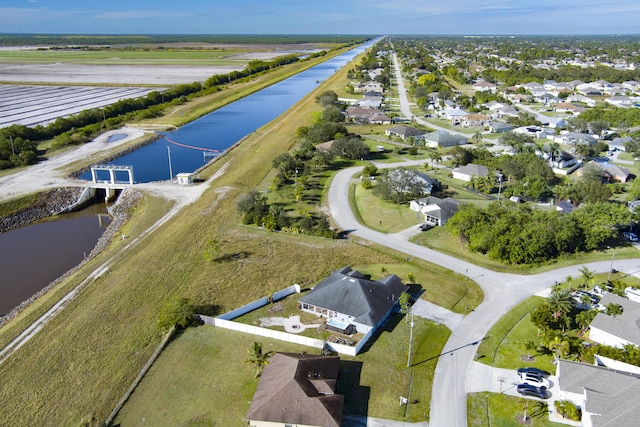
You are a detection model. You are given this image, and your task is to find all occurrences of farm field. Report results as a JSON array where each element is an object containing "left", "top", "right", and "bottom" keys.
[{"left": 0, "top": 85, "right": 158, "bottom": 128}]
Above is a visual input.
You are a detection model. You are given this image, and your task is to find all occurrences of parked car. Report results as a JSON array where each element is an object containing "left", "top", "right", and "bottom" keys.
[
  {"left": 517, "top": 383, "right": 549, "bottom": 399},
  {"left": 517, "top": 367, "right": 550, "bottom": 378},
  {"left": 419, "top": 223, "right": 434, "bottom": 232},
  {"left": 623, "top": 231, "right": 638, "bottom": 242},
  {"left": 520, "top": 373, "right": 550, "bottom": 388}
]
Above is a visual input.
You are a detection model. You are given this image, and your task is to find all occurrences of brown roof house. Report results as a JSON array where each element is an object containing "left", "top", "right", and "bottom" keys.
[
  {"left": 245, "top": 352, "right": 343, "bottom": 427},
  {"left": 299, "top": 267, "right": 408, "bottom": 335}
]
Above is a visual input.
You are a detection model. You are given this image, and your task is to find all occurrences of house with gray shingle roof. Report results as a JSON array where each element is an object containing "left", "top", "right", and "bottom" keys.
[
  {"left": 556, "top": 359, "right": 640, "bottom": 427},
  {"left": 423, "top": 130, "right": 468, "bottom": 148},
  {"left": 590, "top": 293, "right": 640, "bottom": 348},
  {"left": 452, "top": 163, "right": 489, "bottom": 182},
  {"left": 385, "top": 125, "right": 426, "bottom": 141},
  {"left": 409, "top": 196, "right": 460, "bottom": 226},
  {"left": 245, "top": 352, "right": 343, "bottom": 427},
  {"left": 299, "top": 267, "right": 407, "bottom": 335}
]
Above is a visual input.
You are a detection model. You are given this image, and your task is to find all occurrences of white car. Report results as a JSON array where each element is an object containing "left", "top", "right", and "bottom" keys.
[
  {"left": 623, "top": 232, "right": 638, "bottom": 242},
  {"left": 520, "top": 373, "right": 550, "bottom": 388}
]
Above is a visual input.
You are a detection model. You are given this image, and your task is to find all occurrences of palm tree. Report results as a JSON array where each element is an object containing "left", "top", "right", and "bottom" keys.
[
  {"left": 428, "top": 149, "right": 443, "bottom": 170},
  {"left": 472, "top": 131, "right": 483, "bottom": 148},
  {"left": 407, "top": 273, "right": 416, "bottom": 284},
  {"left": 548, "top": 142, "right": 561, "bottom": 165},
  {"left": 245, "top": 341, "right": 274, "bottom": 378},
  {"left": 546, "top": 288, "right": 574, "bottom": 324},
  {"left": 381, "top": 266, "right": 388, "bottom": 275},
  {"left": 579, "top": 266, "right": 594, "bottom": 290},
  {"left": 549, "top": 336, "right": 570, "bottom": 360}
]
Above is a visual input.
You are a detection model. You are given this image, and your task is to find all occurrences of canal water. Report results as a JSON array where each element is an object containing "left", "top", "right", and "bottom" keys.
[
  {"left": 2, "top": 39, "right": 378, "bottom": 315},
  {"left": 0, "top": 203, "right": 111, "bottom": 316},
  {"left": 80, "top": 40, "right": 377, "bottom": 183}
]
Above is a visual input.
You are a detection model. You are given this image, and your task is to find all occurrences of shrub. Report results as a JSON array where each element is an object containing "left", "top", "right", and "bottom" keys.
[{"left": 555, "top": 400, "right": 581, "bottom": 421}]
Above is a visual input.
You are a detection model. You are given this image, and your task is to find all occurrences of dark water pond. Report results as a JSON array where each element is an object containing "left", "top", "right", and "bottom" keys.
[
  {"left": 0, "top": 203, "right": 111, "bottom": 315},
  {"left": 107, "top": 133, "right": 128, "bottom": 143}
]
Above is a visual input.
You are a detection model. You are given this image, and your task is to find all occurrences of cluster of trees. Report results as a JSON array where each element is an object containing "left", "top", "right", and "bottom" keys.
[
  {"left": 204, "top": 55, "right": 301, "bottom": 87},
  {"left": 446, "top": 201, "right": 633, "bottom": 264},
  {"left": 372, "top": 168, "right": 432, "bottom": 204}
]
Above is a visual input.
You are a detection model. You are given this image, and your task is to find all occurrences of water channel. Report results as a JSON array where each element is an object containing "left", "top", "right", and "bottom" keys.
[{"left": 1, "top": 39, "right": 378, "bottom": 315}]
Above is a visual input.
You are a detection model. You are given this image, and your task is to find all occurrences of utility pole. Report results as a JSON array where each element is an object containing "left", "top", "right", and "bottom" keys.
[
  {"left": 9, "top": 135, "right": 15, "bottom": 155},
  {"left": 407, "top": 311, "right": 414, "bottom": 368},
  {"left": 607, "top": 247, "right": 616, "bottom": 283},
  {"left": 167, "top": 146, "right": 173, "bottom": 183}
]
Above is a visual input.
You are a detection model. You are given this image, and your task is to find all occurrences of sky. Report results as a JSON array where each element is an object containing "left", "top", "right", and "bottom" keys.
[{"left": 1, "top": 0, "right": 639, "bottom": 35}]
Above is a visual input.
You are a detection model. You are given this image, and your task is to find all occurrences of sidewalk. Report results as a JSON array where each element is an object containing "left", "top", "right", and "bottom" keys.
[{"left": 343, "top": 415, "right": 429, "bottom": 427}]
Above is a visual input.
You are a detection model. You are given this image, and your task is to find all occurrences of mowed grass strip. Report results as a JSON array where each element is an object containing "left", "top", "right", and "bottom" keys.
[
  {"left": 468, "top": 392, "right": 565, "bottom": 427},
  {"left": 115, "top": 317, "right": 449, "bottom": 425}
]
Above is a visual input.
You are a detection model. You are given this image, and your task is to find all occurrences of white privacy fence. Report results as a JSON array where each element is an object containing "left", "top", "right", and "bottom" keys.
[{"left": 197, "top": 284, "right": 372, "bottom": 356}]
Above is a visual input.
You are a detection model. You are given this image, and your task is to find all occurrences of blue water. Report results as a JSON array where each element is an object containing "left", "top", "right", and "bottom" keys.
[
  {"left": 79, "top": 40, "right": 378, "bottom": 183},
  {"left": 106, "top": 133, "right": 128, "bottom": 143}
]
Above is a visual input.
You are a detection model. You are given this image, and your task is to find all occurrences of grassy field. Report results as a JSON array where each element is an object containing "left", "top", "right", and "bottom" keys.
[
  {"left": 468, "top": 392, "right": 565, "bottom": 427},
  {"left": 0, "top": 42, "right": 474, "bottom": 425},
  {"left": 114, "top": 316, "right": 450, "bottom": 425}
]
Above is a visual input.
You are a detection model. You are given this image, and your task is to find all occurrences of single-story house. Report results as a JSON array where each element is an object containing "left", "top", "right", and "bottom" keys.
[
  {"left": 567, "top": 94, "right": 597, "bottom": 107},
  {"left": 553, "top": 132, "right": 598, "bottom": 146},
  {"left": 554, "top": 102, "right": 586, "bottom": 115},
  {"left": 440, "top": 107, "right": 468, "bottom": 120},
  {"left": 384, "top": 169, "right": 440, "bottom": 196},
  {"left": 605, "top": 95, "right": 633, "bottom": 108},
  {"left": 473, "top": 80, "right": 497, "bottom": 93},
  {"left": 385, "top": 125, "right": 426, "bottom": 141},
  {"left": 491, "top": 105, "right": 519, "bottom": 119},
  {"left": 555, "top": 359, "right": 640, "bottom": 426},
  {"left": 513, "top": 126, "right": 553, "bottom": 139},
  {"left": 576, "top": 161, "right": 631, "bottom": 182},
  {"left": 409, "top": 196, "right": 460, "bottom": 226},
  {"left": 489, "top": 122, "right": 514, "bottom": 133},
  {"left": 609, "top": 136, "right": 633, "bottom": 152},
  {"left": 452, "top": 163, "right": 489, "bottom": 182},
  {"left": 536, "top": 114, "right": 566, "bottom": 128},
  {"left": 367, "top": 112, "right": 392, "bottom": 124},
  {"left": 556, "top": 200, "right": 576, "bottom": 214},
  {"left": 245, "top": 353, "right": 343, "bottom": 427},
  {"left": 423, "top": 130, "right": 468, "bottom": 148},
  {"left": 589, "top": 293, "right": 640, "bottom": 348},
  {"left": 455, "top": 113, "right": 490, "bottom": 128},
  {"left": 299, "top": 267, "right": 408, "bottom": 335}
]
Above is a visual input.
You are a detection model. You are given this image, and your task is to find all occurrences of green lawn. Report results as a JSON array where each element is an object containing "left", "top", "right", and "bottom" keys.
[
  {"left": 114, "top": 317, "right": 450, "bottom": 425},
  {"left": 468, "top": 393, "right": 565, "bottom": 427},
  {"left": 353, "top": 183, "right": 421, "bottom": 233}
]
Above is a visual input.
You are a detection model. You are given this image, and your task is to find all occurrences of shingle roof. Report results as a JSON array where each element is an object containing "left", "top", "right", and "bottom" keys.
[
  {"left": 245, "top": 353, "right": 343, "bottom": 427},
  {"left": 424, "top": 130, "right": 468, "bottom": 144},
  {"left": 387, "top": 125, "right": 425, "bottom": 138},
  {"left": 299, "top": 267, "right": 408, "bottom": 327},
  {"left": 454, "top": 163, "right": 489, "bottom": 177},
  {"left": 590, "top": 293, "right": 640, "bottom": 345},
  {"left": 557, "top": 359, "right": 640, "bottom": 427}
]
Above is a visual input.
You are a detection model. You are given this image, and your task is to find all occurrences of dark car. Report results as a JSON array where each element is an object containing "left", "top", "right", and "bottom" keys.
[
  {"left": 517, "top": 367, "right": 550, "bottom": 378},
  {"left": 517, "top": 383, "right": 548, "bottom": 399},
  {"left": 419, "top": 223, "right": 433, "bottom": 232}
]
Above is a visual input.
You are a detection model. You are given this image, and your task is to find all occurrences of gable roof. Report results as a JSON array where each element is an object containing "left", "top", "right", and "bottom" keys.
[
  {"left": 386, "top": 125, "right": 425, "bottom": 138},
  {"left": 557, "top": 359, "right": 640, "bottom": 427},
  {"left": 412, "top": 196, "right": 460, "bottom": 220},
  {"left": 454, "top": 163, "right": 489, "bottom": 178},
  {"left": 245, "top": 353, "right": 343, "bottom": 427},
  {"left": 423, "top": 130, "right": 468, "bottom": 144},
  {"left": 590, "top": 293, "right": 640, "bottom": 345},
  {"left": 299, "top": 267, "right": 407, "bottom": 327}
]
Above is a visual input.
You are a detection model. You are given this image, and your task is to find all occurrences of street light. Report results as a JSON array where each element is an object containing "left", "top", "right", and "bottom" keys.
[{"left": 607, "top": 246, "right": 616, "bottom": 283}]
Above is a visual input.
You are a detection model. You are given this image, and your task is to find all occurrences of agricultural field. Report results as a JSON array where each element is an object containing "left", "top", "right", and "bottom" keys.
[{"left": 0, "top": 85, "right": 158, "bottom": 128}]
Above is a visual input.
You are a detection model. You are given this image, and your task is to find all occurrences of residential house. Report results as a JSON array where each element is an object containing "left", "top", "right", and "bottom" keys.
[
  {"left": 577, "top": 161, "right": 631, "bottom": 182},
  {"left": 609, "top": 136, "right": 633, "bottom": 152},
  {"left": 556, "top": 200, "right": 576, "bottom": 214},
  {"left": 456, "top": 113, "right": 490, "bottom": 128},
  {"left": 589, "top": 293, "right": 640, "bottom": 348},
  {"left": 409, "top": 196, "right": 460, "bottom": 226},
  {"left": 367, "top": 112, "right": 392, "bottom": 125},
  {"left": 385, "top": 169, "right": 440, "bottom": 196},
  {"left": 492, "top": 105, "right": 519, "bottom": 119},
  {"left": 423, "top": 130, "right": 468, "bottom": 148},
  {"left": 484, "top": 100, "right": 506, "bottom": 111},
  {"left": 358, "top": 96, "right": 383, "bottom": 109},
  {"left": 245, "top": 353, "right": 343, "bottom": 427},
  {"left": 567, "top": 94, "right": 597, "bottom": 107},
  {"left": 345, "top": 106, "right": 387, "bottom": 124},
  {"left": 554, "top": 102, "right": 586, "bottom": 115},
  {"left": 555, "top": 359, "right": 640, "bottom": 427},
  {"left": 536, "top": 114, "right": 566, "bottom": 128},
  {"left": 489, "top": 122, "right": 514, "bottom": 133},
  {"left": 472, "top": 80, "right": 497, "bottom": 93},
  {"left": 354, "top": 81, "right": 383, "bottom": 93},
  {"left": 452, "top": 163, "right": 489, "bottom": 181},
  {"left": 440, "top": 107, "right": 468, "bottom": 120},
  {"left": 546, "top": 150, "right": 578, "bottom": 169},
  {"left": 553, "top": 132, "right": 598, "bottom": 146},
  {"left": 385, "top": 125, "right": 425, "bottom": 141},
  {"left": 513, "top": 125, "right": 553, "bottom": 139},
  {"left": 298, "top": 266, "right": 408, "bottom": 335},
  {"left": 606, "top": 95, "right": 633, "bottom": 108}
]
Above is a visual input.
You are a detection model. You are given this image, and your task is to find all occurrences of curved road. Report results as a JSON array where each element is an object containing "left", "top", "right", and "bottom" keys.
[{"left": 326, "top": 52, "right": 640, "bottom": 426}]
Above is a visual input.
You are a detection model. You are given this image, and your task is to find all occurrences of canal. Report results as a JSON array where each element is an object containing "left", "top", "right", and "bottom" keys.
[{"left": 1, "top": 39, "right": 378, "bottom": 316}]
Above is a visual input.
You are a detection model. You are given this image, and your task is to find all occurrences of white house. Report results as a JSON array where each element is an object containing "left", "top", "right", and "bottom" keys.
[
  {"left": 423, "top": 130, "right": 468, "bottom": 148},
  {"left": 605, "top": 95, "right": 633, "bottom": 108},
  {"left": 589, "top": 293, "right": 640, "bottom": 348},
  {"left": 409, "top": 196, "right": 460, "bottom": 226},
  {"left": 452, "top": 163, "right": 489, "bottom": 181}
]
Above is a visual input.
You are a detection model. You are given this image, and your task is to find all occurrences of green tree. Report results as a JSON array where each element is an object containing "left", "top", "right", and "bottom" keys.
[
  {"left": 157, "top": 296, "right": 195, "bottom": 330},
  {"left": 546, "top": 287, "right": 574, "bottom": 325},
  {"left": 549, "top": 336, "right": 570, "bottom": 360},
  {"left": 605, "top": 303, "right": 623, "bottom": 317},
  {"left": 245, "top": 342, "right": 274, "bottom": 378},
  {"left": 578, "top": 266, "right": 594, "bottom": 290}
]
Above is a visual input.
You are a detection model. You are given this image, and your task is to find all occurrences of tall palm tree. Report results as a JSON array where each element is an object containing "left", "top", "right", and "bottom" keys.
[
  {"left": 549, "top": 336, "right": 570, "bottom": 360},
  {"left": 579, "top": 266, "right": 594, "bottom": 290},
  {"left": 546, "top": 288, "right": 574, "bottom": 323},
  {"left": 245, "top": 341, "right": 274, "bottom": 378},
  {"left": 472, "top": 131, "right": 483, "bottom": 148}
]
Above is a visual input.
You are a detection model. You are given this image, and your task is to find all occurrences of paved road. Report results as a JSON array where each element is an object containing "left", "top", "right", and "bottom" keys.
[{"left": 328, "top": 164, "right": 640, "bottom": 426}]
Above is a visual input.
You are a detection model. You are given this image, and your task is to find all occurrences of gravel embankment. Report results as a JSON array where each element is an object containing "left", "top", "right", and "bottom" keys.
[{"left": 0, "top": 187, "right": 84, "bottom": 233}]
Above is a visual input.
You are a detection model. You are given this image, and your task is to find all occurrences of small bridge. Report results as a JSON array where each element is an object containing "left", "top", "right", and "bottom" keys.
[{"left": 89, "top": 164, "right": 135, "bottom": 201}]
